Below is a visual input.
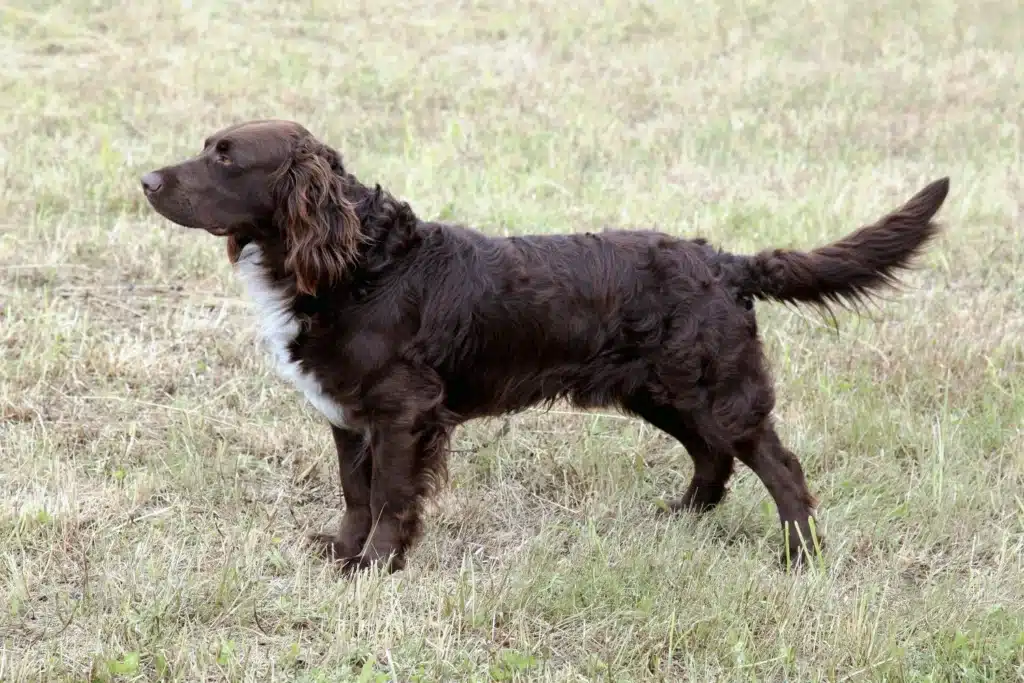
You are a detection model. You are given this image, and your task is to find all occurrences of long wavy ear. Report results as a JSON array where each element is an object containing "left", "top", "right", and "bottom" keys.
[{"left": 272, "top": 137, "right": 362, "bottom": 295}]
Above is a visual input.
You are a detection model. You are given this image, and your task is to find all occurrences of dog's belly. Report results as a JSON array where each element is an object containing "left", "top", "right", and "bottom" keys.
[{"left": 236, "top": 243, "right": 349, "bottom": 428}]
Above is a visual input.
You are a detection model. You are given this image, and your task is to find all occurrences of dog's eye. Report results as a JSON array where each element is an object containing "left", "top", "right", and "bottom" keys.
[{"left": 213, "top": 139, "right": 233, "bottom": 165}]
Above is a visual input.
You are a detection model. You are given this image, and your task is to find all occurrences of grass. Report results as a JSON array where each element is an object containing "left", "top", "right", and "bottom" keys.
[{"left": 1, "top": 0, "right": 1022, "bottom": 680}]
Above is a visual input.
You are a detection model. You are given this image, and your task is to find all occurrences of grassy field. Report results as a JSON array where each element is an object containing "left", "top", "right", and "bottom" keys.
[{"left": 1, "top": 0, "right": 1022, "bottom": 680}]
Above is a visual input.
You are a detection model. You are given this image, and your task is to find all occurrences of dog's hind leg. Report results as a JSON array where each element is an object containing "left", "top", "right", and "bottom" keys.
[
  {"left": 686, "top": 364, "right": 823, "bottom": 566},
  {"left": 624, "top": 393, "right": 735, "bottom": 513},
  {"left": 635, "top": 351, "right": 822, "bottom": 566},
  {"left": 730, "top": 420, "right": 823, "bottom": 567},
  {"left": 677, "top": 403, "right": 822, "bottom": 566}
]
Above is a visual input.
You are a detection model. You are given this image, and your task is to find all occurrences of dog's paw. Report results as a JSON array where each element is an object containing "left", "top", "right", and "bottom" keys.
[
  {"left": 307, "top": 531, "right": 364, "bottom": 564},
  {"left": 338, "top": 547, "right": 406, "bottom": 576},
  {"left": 660, "top": 484, "right": 729, "bottom": 515},
  {"left": 777, "top": 529, "right": 826, "bottom": 572}
]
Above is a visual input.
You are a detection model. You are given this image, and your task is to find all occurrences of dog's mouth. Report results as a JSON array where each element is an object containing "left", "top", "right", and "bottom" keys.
[
  {"left": 144, "top": 198, "right": 230, "bottom": 237},
  {"left": 144, "top": 197, "right": 200, "bottom": 230}
]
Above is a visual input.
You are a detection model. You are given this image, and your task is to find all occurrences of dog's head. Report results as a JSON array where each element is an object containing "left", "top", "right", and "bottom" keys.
[{"left": 141, "top": 119, "right": 362, "bottom": 294}]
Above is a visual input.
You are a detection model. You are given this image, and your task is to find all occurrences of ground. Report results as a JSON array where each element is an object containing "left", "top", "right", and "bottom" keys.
[{"left": 1, "top": 1, "right": 1022, "bottom": 681}]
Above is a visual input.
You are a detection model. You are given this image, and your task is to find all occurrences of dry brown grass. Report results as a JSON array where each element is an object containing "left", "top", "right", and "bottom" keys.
[{"left": 1, "top": 1, "right": 1022, "bottom": 680}]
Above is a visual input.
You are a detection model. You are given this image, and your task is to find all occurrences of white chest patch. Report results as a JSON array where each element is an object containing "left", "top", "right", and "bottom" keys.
[{"left": 235, "top": 243, "right": 348, "bottom": 428}]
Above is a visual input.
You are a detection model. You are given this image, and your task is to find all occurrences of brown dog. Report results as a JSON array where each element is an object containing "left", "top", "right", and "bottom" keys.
[{"left": 141, "top": 119, "right": 949, "bottom": 571}]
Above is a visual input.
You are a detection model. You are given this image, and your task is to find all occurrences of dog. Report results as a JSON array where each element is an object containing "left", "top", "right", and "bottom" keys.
[{"left": 140, "top": 119, "right": 949, "bottom": 571}]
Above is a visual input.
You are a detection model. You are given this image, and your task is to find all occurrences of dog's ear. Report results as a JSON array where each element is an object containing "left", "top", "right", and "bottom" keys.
[{"left": 273, "top": 137, "right": 361, "bottom": 295}]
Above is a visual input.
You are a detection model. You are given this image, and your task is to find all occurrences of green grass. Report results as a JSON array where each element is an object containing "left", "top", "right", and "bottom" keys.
[{"left": 1, "top": 0, "right": 1022, "bottom": 680}]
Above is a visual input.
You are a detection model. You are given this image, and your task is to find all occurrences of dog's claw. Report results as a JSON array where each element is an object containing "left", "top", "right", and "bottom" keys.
[{"left": 308, "top": 531, "right": 363, "bottom": 565}]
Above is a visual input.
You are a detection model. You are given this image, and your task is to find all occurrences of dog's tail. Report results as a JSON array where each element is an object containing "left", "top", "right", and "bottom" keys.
[{"left": 729, "top": 177, "right": 949, "bottom": 310}]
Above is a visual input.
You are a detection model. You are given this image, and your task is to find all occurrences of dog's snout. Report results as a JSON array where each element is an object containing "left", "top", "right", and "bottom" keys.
[{"left": 141, "top": 171, "right": 163, "bottom": 194}]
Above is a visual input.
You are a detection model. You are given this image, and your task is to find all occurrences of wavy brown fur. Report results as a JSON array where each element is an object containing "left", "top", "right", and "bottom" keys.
[
  {"left": 272, "top": 136, "right": 364, "bottom": 295},
  {"left": 140, "top": 119, "right": 949, "bottom": 572},
  {"left": 735, "top": 178, "right": 948, "bottom": 311}
]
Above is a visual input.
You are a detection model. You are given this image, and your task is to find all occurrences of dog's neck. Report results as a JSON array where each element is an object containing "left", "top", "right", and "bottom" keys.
[
  {"left": 223, "top": 174, "right": 421, "bottom": 293},
  {"left": 225, "top": 229, "right": 288, "bottom": 267},
  {"left": 229, "top": 237, "right": 291, "bottom": 285},
  {"left": 226, "top": 231, "right": 352, "bottom": 306}
]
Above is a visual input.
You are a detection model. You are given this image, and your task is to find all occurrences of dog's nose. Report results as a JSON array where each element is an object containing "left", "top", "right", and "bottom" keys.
[{"left": 140, "top": 172, "right": 163, "bottom": 193}]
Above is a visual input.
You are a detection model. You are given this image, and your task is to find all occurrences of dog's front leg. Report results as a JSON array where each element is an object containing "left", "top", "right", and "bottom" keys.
[
  {"left": 348, "top": 425, "right": 423, "bottom": 573},
  {"left": 311, "top": 426, "right": 372, "bottom": 563},
  {"left": 343, "top": 363, "right": 447, "bottom": 573}
]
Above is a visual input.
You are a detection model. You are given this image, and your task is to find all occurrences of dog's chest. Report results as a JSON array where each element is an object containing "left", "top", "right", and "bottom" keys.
[{"left": 235, "top": 244, "right": 348, "bottom": 428}]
